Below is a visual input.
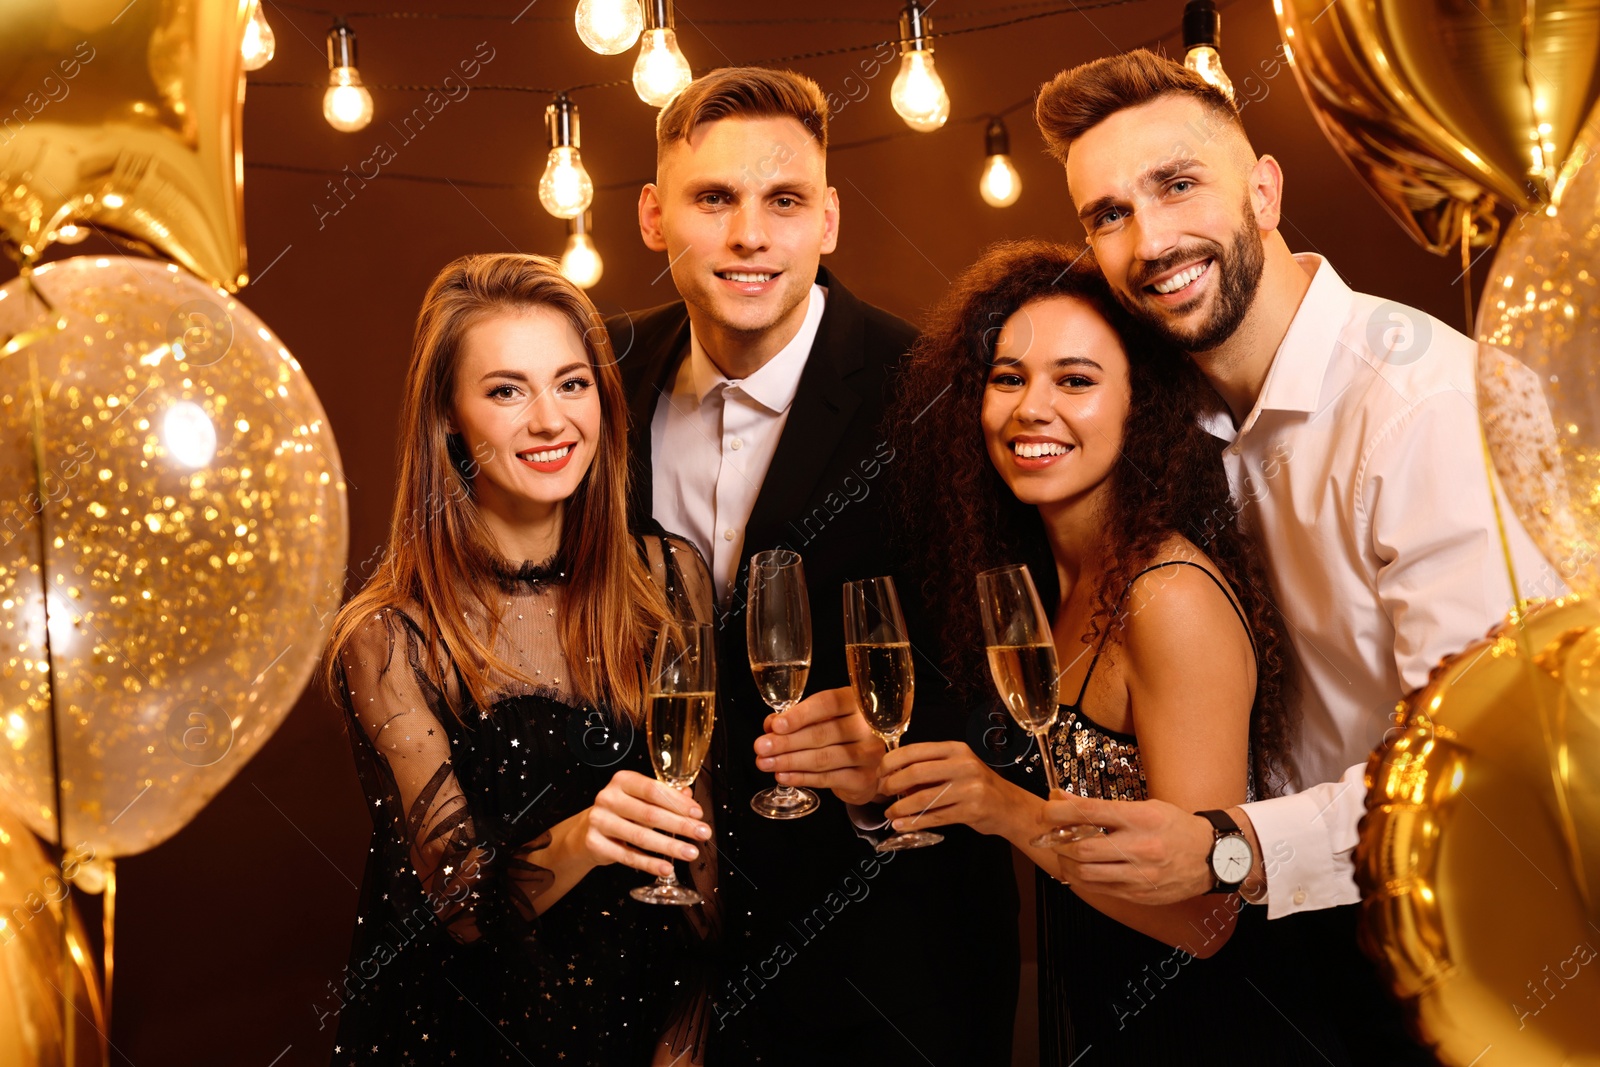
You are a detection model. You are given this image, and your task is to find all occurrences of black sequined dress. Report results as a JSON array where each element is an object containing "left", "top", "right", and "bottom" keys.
[
  {"left": 1026, "top": 561, "right": 1350, "bottom": 1066},
  {"left": 329, "top": 534, "right": 717, "bottom": 1065}
]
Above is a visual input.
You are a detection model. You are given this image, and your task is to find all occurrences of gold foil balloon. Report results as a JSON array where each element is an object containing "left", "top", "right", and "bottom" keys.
[
  {"left": 1478, "top": 102, "right": 1600, "bottom": 602},
  {"left": 0, "top": 806, "right": 103, "bottom": 1066},
  {"left": 0, "top": 255, "right": 347, "bottom": 858},
  {"left": 1275, "top": 0, "right": 1600, "bottom": 253},
  {"left": 0, "top": 0, "right": 249, "bottom": 290},
  {"left": 1359, "top": 598, "right": 1600, "bottom": 1066}
]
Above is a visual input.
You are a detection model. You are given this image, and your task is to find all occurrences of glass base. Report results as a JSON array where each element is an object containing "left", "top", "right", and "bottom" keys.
[
  {"left": 630, "top": 881, "right": 703, "bottom": 906},
  {"left": 1031, "top": 823, "right": 1105, "bottom": 849},
  {"left": 875, "top": 829, "right": 943, "bottom": 852},
  {"left": 751, "top": 785, "right": 820, "bottom": 820}
]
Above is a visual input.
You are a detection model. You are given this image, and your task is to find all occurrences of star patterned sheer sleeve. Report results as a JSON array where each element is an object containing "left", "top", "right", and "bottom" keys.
[{"left": 326, "top": 533, "right": 719, "bottom": 1065}]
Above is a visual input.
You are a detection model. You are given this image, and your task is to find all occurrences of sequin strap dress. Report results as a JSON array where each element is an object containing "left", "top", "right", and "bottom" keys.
[
  {"left": 329, "top": 534, "right": 718, "bottom": 1066},
  {"left": 1028, "top": 560, "right": 1349, "bottom": 1066}
]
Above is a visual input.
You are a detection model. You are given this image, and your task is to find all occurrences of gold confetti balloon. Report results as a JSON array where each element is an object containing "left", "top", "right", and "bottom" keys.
[
  {"left": 1478, "top": 101, "right": 1600, "bottom": 601},
  {"left": 0, "top": 808, "right": 103, "bottom": 1066},
  {"left": 1358, "top": 598, "right": 1600, "bottom": 1066},
  {"left": 0, "top": 255, "right": 347, "bottom": 858}
]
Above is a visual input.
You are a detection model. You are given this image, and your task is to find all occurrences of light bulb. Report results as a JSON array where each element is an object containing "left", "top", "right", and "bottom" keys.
[
  {"left": 241, "top": 0, "right": 276, "bottom": 71},
  {"left": 980, "top": 154, "right": 1021, "bottom": 208},
  {"left": 540, "top": 95, "right": 594, "bottom": 219},
  {"left": 979, "top": 117, "right": 1021, "bottom": 207},
  {"left": 561, "top": 232, "right": 604, "bottom": 289},
  {"left": 892, "top": 51, "right": 949, "bottom": 132},
  {"left": 1182, "top": 1, "right": 1235, "bottom": 104},
  {"left": 1184, "top": 46, "right": 1235, "bottom": 103},
  {"left": 576, "top": 0, "right": 642, "bottom": 55},
  {"left": 324, "top": 67, "right": 374, "bottom": 131},
  {"left": 323, "top": 20, "right": 373, "bottom": 132},
  {"left": 633, "top": 28, "right": 693, "bottom": 107},
  {"left": 540, "top": 147, "right": 594, "bottom": 219}
]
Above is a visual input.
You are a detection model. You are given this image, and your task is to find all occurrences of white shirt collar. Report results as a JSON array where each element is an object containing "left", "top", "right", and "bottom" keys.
[
  {"left": 1201, "top": 252, "right": 1353, "bottom": 442},
  {"left": 686, "top": 283, "right": 827, "bottom": 413}
]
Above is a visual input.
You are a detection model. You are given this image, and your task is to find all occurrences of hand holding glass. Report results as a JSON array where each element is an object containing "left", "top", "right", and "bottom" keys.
[
  {"left": 843, "top": 576, "right": 942, "bottom": 852},
  {"left": 976, "top": 564, "right": 1096, "bottom": 848},
  {"left": 748, "top": 550, "right": 820, "bottom": 819},
  {"left": 632, "top": 621, "right": 716, "bottom": 905}
]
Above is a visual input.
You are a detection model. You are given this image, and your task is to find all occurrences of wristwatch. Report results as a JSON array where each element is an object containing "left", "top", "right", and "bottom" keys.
[{"left": 1197, "top": 809, "right": 1253, "bottom": 894}]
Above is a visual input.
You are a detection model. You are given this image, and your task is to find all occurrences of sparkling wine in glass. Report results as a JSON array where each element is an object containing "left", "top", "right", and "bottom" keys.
[
  {"left": 747, "top": 549, "right": 820, "bottom": 819},
  {"left": 976, "top": 563, "right": 1090, "bottom": 848},
  {"left": 843, "top": 575, "right": 942, "bottom": 852},
  {"left": 632, "top": 620, "right": 716, "bottom": 906}
]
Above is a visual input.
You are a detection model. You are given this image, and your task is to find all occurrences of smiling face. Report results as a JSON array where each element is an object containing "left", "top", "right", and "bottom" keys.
[
  {"left": 981, "top": 295, "right": 1132, "bottom": 511},
  {"left": 448, "top": 307, "right": 601, "bottom": 532},
  {"left": 641, "top": 115, "right": 839, "bottom": 348},
  {"left": 1066, "top": 94, "right": 1267, "bottom": 353}
]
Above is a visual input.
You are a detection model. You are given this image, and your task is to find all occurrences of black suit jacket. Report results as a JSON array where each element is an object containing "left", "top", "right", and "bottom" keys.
[{"left": 610, "top": 268, "right": 1019, "bottom": 1067}]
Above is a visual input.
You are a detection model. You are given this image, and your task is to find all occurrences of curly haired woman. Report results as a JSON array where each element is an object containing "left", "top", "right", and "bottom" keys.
[{"left": 878, "top": 240, "right": 1349, "bottom": 1065}]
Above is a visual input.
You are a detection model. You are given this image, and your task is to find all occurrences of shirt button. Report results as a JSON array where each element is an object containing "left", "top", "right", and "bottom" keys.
[
  {"left": 1293, "top": 888, "right": 1307, "bottom": 905},
  {"left": 730, "top": 437, "right": 743, "bottom": 451},
  {"left": 1231, "top": 444, "right": 1241, "bottom": 455},
  {"left": 723, "top": 529, "right": 736, "bottom": 541}
]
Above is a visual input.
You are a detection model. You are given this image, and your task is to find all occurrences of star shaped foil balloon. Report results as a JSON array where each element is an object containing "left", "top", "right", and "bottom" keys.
[{"left": 0, "top": 0, "right": 248, "bottom": 290}]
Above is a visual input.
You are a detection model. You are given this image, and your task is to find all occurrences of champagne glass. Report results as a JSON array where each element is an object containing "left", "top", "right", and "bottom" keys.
[
  {"left": 842, "top": 576, "right": 943, "bottom": 851},
  {"left": 747, "top": 549, "right": 820, "bottom": 819},
  {"left": 976, "top": 564, "right": 1090, "bottom": 848},
  {"left": 631, "top": 620, "right": 716, "bottom": 906}
]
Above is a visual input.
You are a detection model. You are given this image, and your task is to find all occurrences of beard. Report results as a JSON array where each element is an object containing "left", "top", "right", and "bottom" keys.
[{"left": 1118, "top": 200, "right": 1265, "bottom": 353}]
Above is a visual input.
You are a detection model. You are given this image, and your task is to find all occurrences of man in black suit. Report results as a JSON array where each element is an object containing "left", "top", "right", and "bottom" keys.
[{"left": 606, "top": 68, "right": 1018, "bottom": 1066}]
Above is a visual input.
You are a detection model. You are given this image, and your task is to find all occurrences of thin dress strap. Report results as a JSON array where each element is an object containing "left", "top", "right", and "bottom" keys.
[{"left": 1068, "top": 559, "right": 1255, "bottom": 706}]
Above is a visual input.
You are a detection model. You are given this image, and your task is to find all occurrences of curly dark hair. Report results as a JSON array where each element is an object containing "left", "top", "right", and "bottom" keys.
[{"left": 889, "top": 239, "right": 1294, "bottom": 793}]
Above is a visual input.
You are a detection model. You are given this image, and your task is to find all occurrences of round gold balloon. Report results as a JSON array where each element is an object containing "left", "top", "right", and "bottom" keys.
[
  {"left": 0, "top": 255, "right": 347, "bottom": 858},
  {"left": 0, "top": 805, "right": 103, "bottom": 1066},
  {"left": 1359, "top": 597, "right": 1600, "bottom": 1066},
  {"left": 0, "top": 0, "right": 249, "bottom": 290},
  {"left": 1478, "top": 101, "right": 1600, "bottom": 603},
  {"left": 1276, "top": 0, "right": 1600, "bottom": 253}
]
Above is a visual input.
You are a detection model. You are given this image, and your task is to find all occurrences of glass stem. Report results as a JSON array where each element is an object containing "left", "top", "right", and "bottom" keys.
[
  {"left": 659, "top": 784, "right": 686, "bottom": 886},
  {"left": 771, "top": 706, "right": 798, "bottom": 797},
  {"left": 1035, "top": 729, "right": 1063, "bottom": 797}
]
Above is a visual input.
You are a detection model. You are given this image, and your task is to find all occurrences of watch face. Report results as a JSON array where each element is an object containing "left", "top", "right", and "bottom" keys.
[{"left": 1211, "top": 834, "right": 1253, "bottom": 884}]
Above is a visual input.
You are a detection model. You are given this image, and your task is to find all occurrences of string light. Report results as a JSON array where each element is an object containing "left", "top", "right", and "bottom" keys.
[
  {"left": 891, "top": 1, "right": 950, "bottom": 132},
  {"left": 575, "top": 0, "right": 643, "bottom": 55},
  {"left": 539, "top": 93, "right": 595, "bottom": 219},
  {"left": 979, "top": 117, "right": 1021, "bottom": 207},
  {"left": 323, "top": 19, "right": 374, "bottom": 132},
  {"left": 241, "top": 0, "right": 277, "bottom": 71},
  {"left": 1182, "top": 0, "right": 1234, "bottom": 104},
  {"left": 560, "top": 212, "right": 604, "bottom": 289},
  {"left": 633, "top": 0, "right": 693, "bottom": 108}
]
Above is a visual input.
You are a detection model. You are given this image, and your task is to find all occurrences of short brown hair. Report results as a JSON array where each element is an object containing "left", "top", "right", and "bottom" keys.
[
  {"left": 656, "top": 67, "right": 829, "bottom": 159},
  {"left": 1035, "top": 48, "right": 1243, "bottom": 166}
]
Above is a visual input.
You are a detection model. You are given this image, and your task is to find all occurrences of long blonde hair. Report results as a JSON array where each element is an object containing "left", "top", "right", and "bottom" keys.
[{"left": 324, "top": 253, "right": 670, "bottom": 720}]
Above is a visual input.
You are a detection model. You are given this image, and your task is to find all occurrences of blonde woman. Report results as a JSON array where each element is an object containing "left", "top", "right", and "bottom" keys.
[{"left": 323, "top": 254, "right": 714, "bottom": 1065}]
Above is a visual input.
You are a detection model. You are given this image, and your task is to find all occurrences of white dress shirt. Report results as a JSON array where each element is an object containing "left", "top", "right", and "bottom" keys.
[
  {"left": 651, "top": 284, "right": 827, "bottom": 606},
  {"left": 1207, "top": 255, "right": 1558, "bottom": 918}
]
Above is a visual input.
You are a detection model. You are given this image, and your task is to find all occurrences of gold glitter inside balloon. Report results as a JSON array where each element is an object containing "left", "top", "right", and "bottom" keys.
[
  {"left": 1359, "top": 598, "right": 1600, "bottom": 1066},
  {"left": 0, "top": 255, "right": 347, "bottom": 857},
  {"left": 1478, "top": 103, "right": 1600, "bottom": 602}
]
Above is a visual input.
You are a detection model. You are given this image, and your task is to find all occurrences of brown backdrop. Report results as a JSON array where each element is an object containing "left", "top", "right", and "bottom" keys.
[{"left": 2, "top": 1, "right": 1493, "bottom": 1063}]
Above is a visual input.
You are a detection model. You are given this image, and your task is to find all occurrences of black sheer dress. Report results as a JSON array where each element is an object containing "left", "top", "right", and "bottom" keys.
[
  {"left": 1026, "top": 561, "right": 1351, "bottom": 1066},
  {"left": 329, "top": 534, "right": 717, "bottom": 1066}
]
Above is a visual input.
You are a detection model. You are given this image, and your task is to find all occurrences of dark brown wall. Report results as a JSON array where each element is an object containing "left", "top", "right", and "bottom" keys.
[{"left": 3, "top": 2, "right": 1492, "bottom": 1062}]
